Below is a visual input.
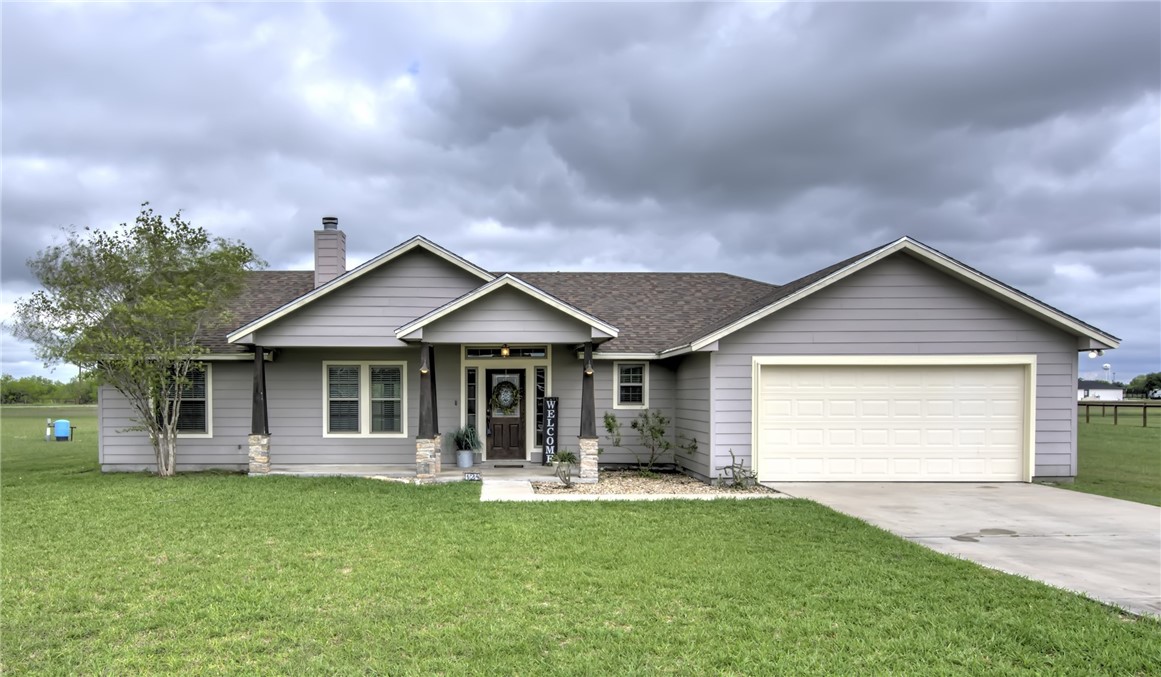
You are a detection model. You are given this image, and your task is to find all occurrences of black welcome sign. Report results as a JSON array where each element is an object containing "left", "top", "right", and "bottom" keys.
[{"left": 543, "top": 397, "right": 559, "bottom": 464}]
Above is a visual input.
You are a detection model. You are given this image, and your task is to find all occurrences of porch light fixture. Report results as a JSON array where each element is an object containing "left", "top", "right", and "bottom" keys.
[
  {"left": 419, "top": 347, "right": 430, "bottom": 374},
  {"left": 1088, "top": 350, "right": 1105, "bottom": 359},
  {"left": 500, "top": 344, "right": 510, "bottom": 358},
  {"left": 584, "top": 365, "right": 594, "bottom": 376}
]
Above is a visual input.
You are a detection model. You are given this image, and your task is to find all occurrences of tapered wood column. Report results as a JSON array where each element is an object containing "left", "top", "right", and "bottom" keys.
[
  {"left": 580, "top": 342, "right": 596, "bottom": 438},
  {"left": 417, "top": 344, "right": 436, "bottom": 439},
  {"left": 251, "top": 346, "right": 269, "bottom": 435}
]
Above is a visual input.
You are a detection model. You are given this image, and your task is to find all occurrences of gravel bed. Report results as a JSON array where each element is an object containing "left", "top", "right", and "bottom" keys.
[{"left": 532, "top": 469, "right": 775, "bottom": 495}]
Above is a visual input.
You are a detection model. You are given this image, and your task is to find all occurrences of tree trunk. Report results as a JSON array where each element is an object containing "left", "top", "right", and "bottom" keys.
[{"left": 156, "top": 428, "right": 178, "bottom": 477}]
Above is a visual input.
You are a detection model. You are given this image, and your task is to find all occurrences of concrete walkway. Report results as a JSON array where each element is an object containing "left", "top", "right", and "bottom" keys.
[
  {"left": 767, "top": 482, "right": 1161, "bottom": 617},
  {"left": 479, "top": 478, "right": 788, "bottom": 502}
]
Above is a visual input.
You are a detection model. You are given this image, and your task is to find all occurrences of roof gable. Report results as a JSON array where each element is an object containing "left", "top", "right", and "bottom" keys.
[
  {"left": 396, "top": 274, "right": 619, "bottom": 340},
  {"left": 664, "top": 237, "right": 1120, "bottom": 354},
  {"left": 228, "top": 236, "right": 493, "bottom": 344}
]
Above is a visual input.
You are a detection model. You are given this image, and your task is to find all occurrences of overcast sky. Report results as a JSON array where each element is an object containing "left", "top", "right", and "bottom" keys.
[{"left": 2, "top": 2, "right": 1158, "bottom": 383}]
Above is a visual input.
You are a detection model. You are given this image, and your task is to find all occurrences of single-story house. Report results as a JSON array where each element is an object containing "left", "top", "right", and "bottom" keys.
[
  {"left": 1077, "top": 380, "right": 1125, "bottom": 401},
  {"left": 98, "top": 218, "right": 1120, "bottom": 483}
]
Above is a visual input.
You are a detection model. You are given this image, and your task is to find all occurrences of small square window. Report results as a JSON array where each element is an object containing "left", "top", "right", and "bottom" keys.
[{"left": 615, "top": 362, "right": 648, "bottom": 408}]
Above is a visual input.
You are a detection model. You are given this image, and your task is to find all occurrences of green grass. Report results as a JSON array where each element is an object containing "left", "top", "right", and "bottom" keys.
[
  {"left": 1077, "top": 402, "right": 1161, "bottom": 429},
  {"left": 1064, "top": 407, "right": 1161, "bottom": 506},
  {"left": 3, "top": 405, "right": 1159, "bottom": 674}
]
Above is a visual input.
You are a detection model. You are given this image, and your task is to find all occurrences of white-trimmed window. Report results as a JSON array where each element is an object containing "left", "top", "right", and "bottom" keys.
[
  {"left": 613, "top": 361, "right": 649, "bottom": 409},
  {"left": 323, "top": 362, "right": 407, "bottom": 437},
  {"left": 173, "top": 364, "right": 212, "bottom": 437}
]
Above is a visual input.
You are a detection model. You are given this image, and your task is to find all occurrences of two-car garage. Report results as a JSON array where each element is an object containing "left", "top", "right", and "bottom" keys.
[{"left": 753, "top": 357, "right": 1035, "bottom": 483}]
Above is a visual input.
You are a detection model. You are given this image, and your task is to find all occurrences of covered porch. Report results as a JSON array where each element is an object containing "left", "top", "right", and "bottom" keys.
[{"left": 245, "top": 341, "right": 603, "bottom": 482}]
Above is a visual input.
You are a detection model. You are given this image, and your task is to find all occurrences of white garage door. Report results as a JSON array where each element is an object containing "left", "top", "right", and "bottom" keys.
[{"left": 756, "top": 363, "right": 1027, "bottom": 482}]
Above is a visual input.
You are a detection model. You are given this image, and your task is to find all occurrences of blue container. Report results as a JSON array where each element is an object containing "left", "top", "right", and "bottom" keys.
[{"left": 54, "top": 419, "right": 71, "bottom": 441}]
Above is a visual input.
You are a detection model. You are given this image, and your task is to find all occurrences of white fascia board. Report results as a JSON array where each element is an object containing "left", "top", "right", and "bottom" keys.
[
  {"left": 227, "top": 236, "right": 494, "bottom": 343},
  {"left": 898, "top": 239, "right": 1120, "bottom": 348},
  {"left": 575, "top": 352, "right": 658, "bottom": 360},
  {"left": 684, "top": 237, "right": 1119, "bottom": 352},
  {"left": 394, "top": 274, "right": 619, "bottom": 339}
]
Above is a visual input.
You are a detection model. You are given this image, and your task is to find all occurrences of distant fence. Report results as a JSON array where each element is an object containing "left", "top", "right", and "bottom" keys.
[{"left": 1078, "top": 401, "right": 1161, "bottom": 427}]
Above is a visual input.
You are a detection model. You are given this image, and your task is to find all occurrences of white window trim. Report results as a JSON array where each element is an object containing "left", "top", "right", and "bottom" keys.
[
  {"left": 176, "top": 363, "right": 213, "bottom": 439},
  {"left": 461, "top": 345, "right": 553, "bottom": 461},
  {"left": 322, "top": 361, "right": 408, "bottom": 438},
  {"left": 613, "top": 361, "right": 649, "bottom": 410}
]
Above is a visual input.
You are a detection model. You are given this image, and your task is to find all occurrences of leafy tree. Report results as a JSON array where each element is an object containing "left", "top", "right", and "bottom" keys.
[
  {"left": 1127, "top": 372, "right": 1161, "bottom": 397},
  {"left": 0, "top": 374, "right": 57, "bottom": 404},
  {"left": 12, "top": 204, "right": 262, "bottom": 476}
]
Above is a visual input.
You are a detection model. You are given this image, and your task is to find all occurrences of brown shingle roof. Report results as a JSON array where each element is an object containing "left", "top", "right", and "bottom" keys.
[
  {"left": 197, "top": 271, "right": 314, "bottom": 353},
  {"left": 509, "top": 272, "right": 779, "bottom": 353},
  {"left": 664, "top": 246, "right": 881, "bottom": 351},
  {"left": 200, "top": 269, "right": 778, "bottom": 355},
  {"left": 201, "top": 237, "right": 1117, "bottom": 355}
]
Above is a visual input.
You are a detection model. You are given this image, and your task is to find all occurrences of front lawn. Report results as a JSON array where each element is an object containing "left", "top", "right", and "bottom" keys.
[
  {"left": 2, "top": 405, "right": 1159, "bottom": 674},
  {"left": 1065, "top": 407, "right": 1161, "bottom": 506}
]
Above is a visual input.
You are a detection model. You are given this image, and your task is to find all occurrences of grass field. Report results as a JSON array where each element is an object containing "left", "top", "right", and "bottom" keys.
[
  {"left": 1066, "top": 406, "right": 1161, "bottom": 506},
  {"left": 3, "top": 404, "right": 1160, "bottom": 674},
  {"left": 1077, "top": 402, "right": 1161, "bottom": 429}
]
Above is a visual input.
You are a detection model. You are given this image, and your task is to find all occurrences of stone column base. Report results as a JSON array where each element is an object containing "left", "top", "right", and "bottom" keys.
[
  {"left": 578, "top": 436, "right": 599, "bottom": 482},
  {"left": 416, "top": 437, "right": 439, "bottom": 482},
  {"left": 248, "top": 434, "right": 270, "bottom": 475}
]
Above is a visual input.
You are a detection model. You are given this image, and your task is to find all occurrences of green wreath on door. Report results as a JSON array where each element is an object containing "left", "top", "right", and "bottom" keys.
[{"left": 489, "top": 380, "right": 523, "bottom": 416}]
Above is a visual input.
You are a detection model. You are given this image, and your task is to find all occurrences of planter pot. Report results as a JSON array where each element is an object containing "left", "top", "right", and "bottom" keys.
[{"left": 456, "top": 449, "right": 474, "bottom": 469}]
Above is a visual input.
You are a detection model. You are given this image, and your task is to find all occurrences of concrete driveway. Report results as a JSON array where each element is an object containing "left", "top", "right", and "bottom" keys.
[{"left": 766, "top": 482, "right": 1161, "bottom": 616}]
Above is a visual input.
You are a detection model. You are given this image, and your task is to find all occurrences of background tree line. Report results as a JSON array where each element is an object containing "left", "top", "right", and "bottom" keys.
[
  {"left": 1125, "top": 372, "right": 1161, "bottom": 398},
  {"left": 0, "top": 374, "right": 99, "bottom": 405}
]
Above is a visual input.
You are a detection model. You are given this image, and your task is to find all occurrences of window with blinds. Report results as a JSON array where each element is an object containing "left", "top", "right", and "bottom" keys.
[
  {"left": 327, "top": 365, "right": 361, "bottom": 433},
  {"left": 370, "top": 365, "right": 402, "bottom": 433},
  {"left": 324, "top": 362, "right": 407, "bottom": 436},
  {"left": 175, "top": 366, "right": 209, "bottom": 433}
]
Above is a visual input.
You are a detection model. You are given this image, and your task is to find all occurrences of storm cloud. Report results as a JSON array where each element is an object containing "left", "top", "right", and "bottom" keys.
[{"left": 2, "top": 2, "right": 1158, "bottom": 381}]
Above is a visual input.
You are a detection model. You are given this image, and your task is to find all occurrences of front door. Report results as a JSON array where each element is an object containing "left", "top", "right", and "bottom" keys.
[{"left": 486, "top": 369, "right": 525, "bottom": 460}]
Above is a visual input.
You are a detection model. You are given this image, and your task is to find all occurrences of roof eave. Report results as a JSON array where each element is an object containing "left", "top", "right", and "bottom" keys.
[{"left": 677, "top": 237, "right": 1120, "bottom": 352}]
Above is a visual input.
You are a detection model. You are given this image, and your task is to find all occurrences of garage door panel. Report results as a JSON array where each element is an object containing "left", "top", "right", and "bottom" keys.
[{"left": 758, "top": 363, "right": 1026, "bottom": 482}]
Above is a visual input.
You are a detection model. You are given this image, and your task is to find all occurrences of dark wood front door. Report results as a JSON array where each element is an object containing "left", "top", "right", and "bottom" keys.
[{"left": 486, "top": 369, "right": 525, "bottom": 460}]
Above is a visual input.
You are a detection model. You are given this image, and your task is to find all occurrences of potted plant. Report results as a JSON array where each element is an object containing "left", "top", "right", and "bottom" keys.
[{"left": 450, "top": 425, "right": 481, "bottom": 469}]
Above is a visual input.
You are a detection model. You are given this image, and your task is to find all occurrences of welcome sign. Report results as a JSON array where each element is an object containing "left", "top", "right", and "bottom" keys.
[{"left": 543, "top": 397, "right": 559, "bottom": 464}]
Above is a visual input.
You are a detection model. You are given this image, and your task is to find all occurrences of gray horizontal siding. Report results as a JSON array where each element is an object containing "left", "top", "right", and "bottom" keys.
[
  {"left": 253, "top": 249, "right": 484, "bottom": 347},
  {"left": 266, "top": 346, "right": 461, "bottom": 466},
  {"left": 99, "top": 362, "right": 252, "bottom": 471},
  {"left": 422, "top": 287, "right": 593, "bottom": 344},
  {"left": 712, "top": 253, "right": 1081, "bottom": 478},
  {"left": 549, "top": 351, "right": 677, "bottom": 466},
  {"left": 674, "top": 352, "right": 712, "bottom": 479}
]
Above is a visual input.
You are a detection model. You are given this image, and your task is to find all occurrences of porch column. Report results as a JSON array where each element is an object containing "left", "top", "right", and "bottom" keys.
[
  {"left": 416, "top": 343, "right": 441, "bottom": 481},
  {"left": 248, "top": 346, "right": 271, "bottom": 475},
  {"left": 578, "top": 342, "right": 599, "bottom": 481}
]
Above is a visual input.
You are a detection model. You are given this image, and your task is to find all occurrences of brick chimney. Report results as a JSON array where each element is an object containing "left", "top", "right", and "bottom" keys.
[{"left": 314, "top": 216, "right": 346, "bottom": 287}]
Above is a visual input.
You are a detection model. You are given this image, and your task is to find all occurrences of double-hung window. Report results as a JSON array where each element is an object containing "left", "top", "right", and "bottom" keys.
[
  {"left": 324, "top": 362, "right": 406, "bottom": 436},
  {"left": 614, "top": 362, "right": 648, "bottom": 409},
  {"left": 170, "top": 364, "right": 212, "bottom": 436}
]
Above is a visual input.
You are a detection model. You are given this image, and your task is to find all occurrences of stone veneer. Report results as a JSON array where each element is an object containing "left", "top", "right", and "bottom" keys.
[
  {"left": 578, "top": 437, "right": 599, "bottom": 481},
  {"left": 248, "top": 434, "right": 270, "bottom": 475},
  {"left": 416, "top": 434, "right": 442, "bottom": 482}
]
